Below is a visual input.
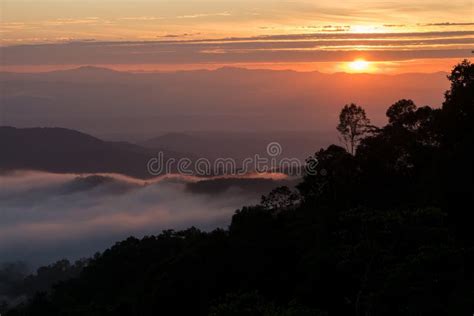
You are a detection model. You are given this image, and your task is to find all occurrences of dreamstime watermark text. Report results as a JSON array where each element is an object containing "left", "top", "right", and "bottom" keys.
[{"left": 147, "top": 142, "right": 325, "bottom": 177}]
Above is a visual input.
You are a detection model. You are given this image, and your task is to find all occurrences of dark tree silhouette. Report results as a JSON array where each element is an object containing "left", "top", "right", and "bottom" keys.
[
  {"left": 386, "top": 99, "right": 417, "bottom": 125},
  {"left": 439, "top": 59, "right": 474, "bottom": 243},
  {"left": 337, "top": 103, "right": 372, "bottom": 155},
  {"left": 260, "top": 186, "right": 300, "bottom": 211}
]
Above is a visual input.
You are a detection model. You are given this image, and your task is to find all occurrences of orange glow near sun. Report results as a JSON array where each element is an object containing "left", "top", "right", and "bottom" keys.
[{"left": 348, "top": 59, "right": 371, "bottom": 72}]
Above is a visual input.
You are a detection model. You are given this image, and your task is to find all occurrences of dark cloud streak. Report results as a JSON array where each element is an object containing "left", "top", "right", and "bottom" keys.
[
  {"left": 1, "top": 31, "right": 472, "bottom": 66},
  {"left": 421, "top": 22, "right": 474, "bottom": 26}
]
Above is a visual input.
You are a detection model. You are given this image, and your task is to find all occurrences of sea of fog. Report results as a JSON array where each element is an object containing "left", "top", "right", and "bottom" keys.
[{"left": 0, "top": 171, "right": 291, "bottom": 268}]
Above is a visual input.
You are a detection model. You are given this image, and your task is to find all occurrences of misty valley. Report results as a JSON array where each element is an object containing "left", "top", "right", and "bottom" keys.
[{"left": 0, "top": 3, "right": 473, "bottom": 312}]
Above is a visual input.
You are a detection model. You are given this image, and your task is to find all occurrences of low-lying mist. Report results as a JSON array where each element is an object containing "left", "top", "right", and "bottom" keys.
[{"left": 0, "top": 171, "right": 293, "bottom": 268}]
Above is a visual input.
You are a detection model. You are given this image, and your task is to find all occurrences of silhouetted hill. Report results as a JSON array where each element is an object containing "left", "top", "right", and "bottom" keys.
[
  {"left": 46, "top": 66, "right": 133, "bottom": 82},
  {"left": 0, "top": 126, "right": 185, "bottom": 178},
  {"left": 186, "top": 177, "right": 299, "bottom": 196}
]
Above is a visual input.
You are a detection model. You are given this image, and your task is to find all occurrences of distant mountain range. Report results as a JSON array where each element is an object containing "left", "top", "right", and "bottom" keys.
[
  {"left": 0, "top": 126, "right": 189, "bottom": 178},
  {"left": 1, "top": 66, "right": 450, "bottom": 173},
  {"left": 0, "top": 126, "right": 330, "bottom": 178},
  {"left": 0, "top": 66, "right": 449, "bottom": 141}
]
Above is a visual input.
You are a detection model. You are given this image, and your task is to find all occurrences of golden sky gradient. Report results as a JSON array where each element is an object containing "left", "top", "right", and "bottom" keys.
[{"left": 1, "top": 0, "right": 473, "bottom": 73}]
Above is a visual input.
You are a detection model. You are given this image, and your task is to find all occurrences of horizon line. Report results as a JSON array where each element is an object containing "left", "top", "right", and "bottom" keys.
[{"left": 0, "top": 64, "right": 453, "bottom": 75}]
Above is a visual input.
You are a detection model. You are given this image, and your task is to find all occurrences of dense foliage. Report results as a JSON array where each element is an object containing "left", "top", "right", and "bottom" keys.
[{"left": 3, "top": 60, "right": 474, "bottom": 316}]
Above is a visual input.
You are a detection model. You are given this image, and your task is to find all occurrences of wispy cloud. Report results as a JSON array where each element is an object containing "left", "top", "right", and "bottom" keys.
[
  {"left": 42, "top": 17, "right": 102, "bottom": 26},
  {"left": 421, "top": 22, "right": 474, "bottom": 26},
  {"left": 177, "top": 11, "right": 231, "bottom": 19},
  {"left": 118, "top": 16, "right": 163, "bottom": 21},
  {"left": 383, "top": 24, "right": 406, "bottom": 28},
  {"left": 160, "top": 33, "right": 202, "bottom": 38}
]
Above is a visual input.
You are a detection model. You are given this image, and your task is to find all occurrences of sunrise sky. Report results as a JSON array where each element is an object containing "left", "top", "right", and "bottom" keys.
[{"left": 1, "top": 0, "right": 473, "bottom": 73}]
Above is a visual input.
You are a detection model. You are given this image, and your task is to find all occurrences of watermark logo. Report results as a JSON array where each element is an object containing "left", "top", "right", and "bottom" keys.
[
  {"left": 266, "top": 142, "right": 282, "bottom": 157},
  {"left": 147, "top": 142, "right": 323, "bottom": 177}
]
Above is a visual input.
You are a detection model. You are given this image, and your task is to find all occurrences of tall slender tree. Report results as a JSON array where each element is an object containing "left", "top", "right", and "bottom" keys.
[{"left": 337, "top": 103, "right": 372, "bottom": 155}]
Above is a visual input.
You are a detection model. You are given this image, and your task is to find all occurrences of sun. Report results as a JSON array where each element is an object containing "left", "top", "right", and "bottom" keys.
[{"left": 348, "top": 59, "right": 370, "bottom": 72}]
